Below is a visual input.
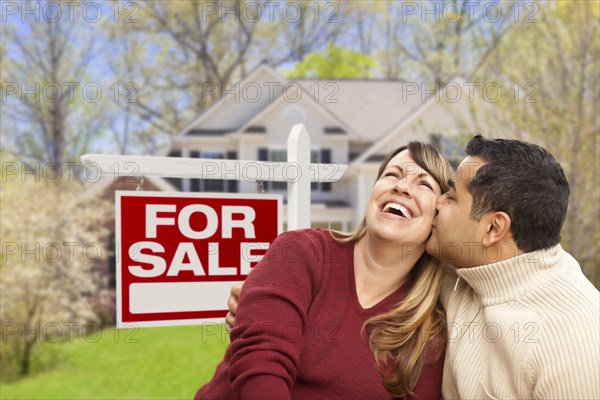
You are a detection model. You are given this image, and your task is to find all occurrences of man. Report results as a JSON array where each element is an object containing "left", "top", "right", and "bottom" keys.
[
  {"left": 226, "top": 135, "right": 600, "bottom": 399},
  {"left": 425, "top": 135, "right": 599, "bottom": 399}
]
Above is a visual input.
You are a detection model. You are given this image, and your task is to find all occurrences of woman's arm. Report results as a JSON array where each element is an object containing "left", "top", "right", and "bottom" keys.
[{"left": 227, "top": 230, "right": 324, "bottom": 399}]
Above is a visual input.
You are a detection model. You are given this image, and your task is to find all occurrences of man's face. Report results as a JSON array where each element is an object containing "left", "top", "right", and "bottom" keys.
[{"left": 426, "top": 156, "right": 490, "bottom": 268}]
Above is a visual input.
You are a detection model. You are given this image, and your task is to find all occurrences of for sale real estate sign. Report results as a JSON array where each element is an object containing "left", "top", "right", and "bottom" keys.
[{"left": 115, "top": 191, "right": 282, "bottom": 328}]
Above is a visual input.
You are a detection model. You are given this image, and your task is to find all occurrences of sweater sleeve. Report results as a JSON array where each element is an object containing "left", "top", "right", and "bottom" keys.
[
  {"left": 530, "top": 312, "right": 600, "bottom": 399},
  {"left": 227, "top": 230, "right": 323, "bottom": 399}
]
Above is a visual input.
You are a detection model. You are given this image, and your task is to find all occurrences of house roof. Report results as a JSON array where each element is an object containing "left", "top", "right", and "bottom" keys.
[
  {"left": 172, "top": 67, "right": 473, "bottom": 168},
  {"left": 347, "top": 77, "right": 470, "bottom": 170},
  {"left": 175, "top": 66, "right": 435, "bottom": 142},
  {"left": 176, "top": 64, "right": 286, "bottom": 137},
  {"left": 297, "top": 79, "right": 430, "bottom": 142},
  {"left": 237, "top": 80, "right": 359, "bottom": 139}
]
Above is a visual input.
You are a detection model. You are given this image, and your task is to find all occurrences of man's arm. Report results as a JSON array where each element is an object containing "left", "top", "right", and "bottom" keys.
[
  {"left": 225, "top": 282, "right": 242, "bottom": 331},
  {"left": 531, "top": 315, "right": 600, "bottom": 399}
]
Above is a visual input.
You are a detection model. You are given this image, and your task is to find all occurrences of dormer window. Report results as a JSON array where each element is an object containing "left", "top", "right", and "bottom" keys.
[
  {"left": 324, "top": 127, "right": 346, "bottom": 134},
  {"left": 244, "top": 126, "right": 266, "bottom": 133}
]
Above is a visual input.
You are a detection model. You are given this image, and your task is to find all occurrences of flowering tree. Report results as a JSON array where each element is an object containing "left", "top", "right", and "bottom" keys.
[{"left": 0, "top": 169, "right": 111, "bottom": 379}]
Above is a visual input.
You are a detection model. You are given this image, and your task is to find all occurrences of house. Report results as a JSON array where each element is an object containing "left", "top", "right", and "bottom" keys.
[
  {"left": 159, "top": 65, "right": 480, "bottom": 230},
  {"left": 92, "top": 65, "right": 481, "bottom": 230}
]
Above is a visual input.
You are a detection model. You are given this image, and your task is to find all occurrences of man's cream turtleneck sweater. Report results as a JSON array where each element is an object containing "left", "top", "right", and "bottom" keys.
[{"left": 440, "top": 244, "right": 599, "bottom": 399}]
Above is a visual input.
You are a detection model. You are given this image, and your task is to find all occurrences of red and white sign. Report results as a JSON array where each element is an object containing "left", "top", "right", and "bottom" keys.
[{"left": 115, "top": 191, "right": 282, "bottom": 328}]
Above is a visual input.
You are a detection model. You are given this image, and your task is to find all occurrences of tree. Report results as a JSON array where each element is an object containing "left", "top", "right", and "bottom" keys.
[
  {"left": 0, "top": 1, "right": 116, "bottom": 379},
  {"left": 0, "top": 171, "right": 111, "bottom": 379},
  {"left": 0, "top": 0, "right": 107, "bottom": 164},
  {"left": 476, "top": 1, "right": 600, "bottom": 287},
  {"left": 103, "top": 0, "right": 349, "bottom": 146},
  {"left": 375, "top": 0, "right": 517, "bottom": 83},
  {"left": 286, "top": 44, "right": 378, "bottom": 79}
]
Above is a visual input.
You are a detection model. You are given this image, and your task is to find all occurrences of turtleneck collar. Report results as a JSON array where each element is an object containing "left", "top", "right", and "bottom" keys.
[{"left": 455, "top": 244, "right": 564, "bottom": 306}]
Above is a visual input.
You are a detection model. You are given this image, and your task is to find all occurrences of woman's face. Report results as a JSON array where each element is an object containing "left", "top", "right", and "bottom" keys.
[{"left": 366, "top": 150, "right": 442, "bottom": 247}]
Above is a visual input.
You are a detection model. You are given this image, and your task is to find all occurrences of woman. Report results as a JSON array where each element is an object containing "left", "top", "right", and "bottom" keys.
[{"left": 195, "top": 142, "right": 453, "bottom": 399}]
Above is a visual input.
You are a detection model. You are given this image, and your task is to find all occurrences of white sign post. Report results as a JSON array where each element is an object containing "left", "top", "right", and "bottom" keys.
[
  {"left": 286, "top": 124, "right": 311, "bottom": 229},
  {"left": 82, "top": 124, "right": 347, "bottom": 229}
]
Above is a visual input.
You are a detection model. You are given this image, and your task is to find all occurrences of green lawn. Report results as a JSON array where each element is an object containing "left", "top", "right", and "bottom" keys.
[{"left": 0, "top": 324, "right": 230, "bottom": 399}]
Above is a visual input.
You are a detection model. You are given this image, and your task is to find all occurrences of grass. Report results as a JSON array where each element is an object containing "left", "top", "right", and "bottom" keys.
[{"left": 0, "top": 324, "right": 230, "bottom": 399}]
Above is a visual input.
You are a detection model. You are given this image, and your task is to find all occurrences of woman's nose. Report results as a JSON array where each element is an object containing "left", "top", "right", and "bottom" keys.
[{"left": 393, "top": 177, "right": 412, "bottom": 197}]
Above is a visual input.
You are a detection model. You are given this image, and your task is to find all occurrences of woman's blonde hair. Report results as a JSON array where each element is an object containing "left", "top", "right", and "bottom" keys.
[{"left": 331, "top": 142, "right": 453, "bottom": 397}]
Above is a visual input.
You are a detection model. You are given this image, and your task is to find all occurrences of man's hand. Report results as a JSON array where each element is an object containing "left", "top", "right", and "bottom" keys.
[{"left": 225, "top": 282, "right": 243, "bottom": 332}]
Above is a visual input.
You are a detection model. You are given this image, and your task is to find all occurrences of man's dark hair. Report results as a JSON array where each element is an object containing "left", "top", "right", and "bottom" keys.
[{"left": 465, "top": 135, "right": 570, "bottom": 252}]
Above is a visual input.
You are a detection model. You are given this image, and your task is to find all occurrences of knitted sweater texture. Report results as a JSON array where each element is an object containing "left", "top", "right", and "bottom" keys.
[{"left": 440, "top": 244, "right": 600, "bottom": 399}]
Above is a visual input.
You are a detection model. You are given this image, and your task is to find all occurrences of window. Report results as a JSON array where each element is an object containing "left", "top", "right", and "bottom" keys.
[
  {"left": 270, "top": 150, "right": 287, "bottom": 191},
  {"left": 203, "top": 152, "right": 225, "bottom": 192},
  {"left": 259, "top": 148, "right": 332, "bottom": 192},
  {"left": 310, "top": 150, "right": 319, "bottom": 191},
  {"left": 189, "top": 151, "right": 238, "bottom": 192}
]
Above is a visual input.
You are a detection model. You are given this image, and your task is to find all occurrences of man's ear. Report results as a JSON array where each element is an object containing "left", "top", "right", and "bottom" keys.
[{"left": 482, "top": 211, "right": 512, "bottom": 247}]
